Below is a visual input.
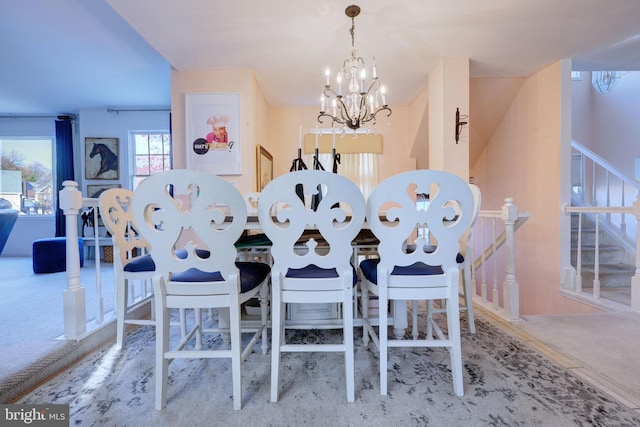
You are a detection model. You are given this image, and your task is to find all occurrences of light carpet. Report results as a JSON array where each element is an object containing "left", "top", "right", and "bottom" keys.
[{"left": 15, "top": 313, "right": 640, "bottom": 427}]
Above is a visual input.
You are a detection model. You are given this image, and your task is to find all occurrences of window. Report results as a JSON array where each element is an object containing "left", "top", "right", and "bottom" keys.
[
  {"left": 571, "top": 71, "right": 583, "bottom": 81},
  {"left": 307, "top": 152, "right": 378, "bottom": 201},
  {"left": 132, "top": 132, "right": 171, "bottom": 189},
  {"left": 0, "top": 137, "right": 53, "bottom": 215},
  {"left": 304, "top": 129, "right": 379, "bottom": 201}
]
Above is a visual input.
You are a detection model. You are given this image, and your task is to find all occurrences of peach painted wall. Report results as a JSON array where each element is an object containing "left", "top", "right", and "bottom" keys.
[
  {"left": 472, "top": 61, "right": 598, "bottom": 315},
  {"left": 171, "top": 68, "right": 415, "bottom": 191},
  {"left": 170, "top": 68, "right": 268, "bottom": 193}
]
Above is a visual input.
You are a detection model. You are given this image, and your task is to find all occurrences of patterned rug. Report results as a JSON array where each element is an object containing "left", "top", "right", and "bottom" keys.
[{"left": 15, "top": 312, "right": 640, "bottom": 427}]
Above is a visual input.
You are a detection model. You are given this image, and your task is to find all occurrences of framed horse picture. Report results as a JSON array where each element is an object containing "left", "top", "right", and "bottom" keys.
[
  {"left": 85, "top": 137, "right": 119, "bottom": 180},
  {"left": 86, "top": 184, "right": 121, "bottom": 199}
]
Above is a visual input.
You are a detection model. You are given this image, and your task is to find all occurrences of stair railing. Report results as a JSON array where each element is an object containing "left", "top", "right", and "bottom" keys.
[
  {"left": 569, "top": 139, "right": 640, "bottom": 311},
  {"left": 563, "top": 201, "right": 640, "bottom": 311},
  {"left": 572, "top": 139, "right": 640, "bottom": 249},
  {"left": 468, "top": 198, "right": 530, "bottom": 321}
]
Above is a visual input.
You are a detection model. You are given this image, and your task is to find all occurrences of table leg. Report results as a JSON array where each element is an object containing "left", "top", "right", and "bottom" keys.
[
  {"left": 392, "top": 300, "right": 407, "bottom": 339},
  {"left": 219, "top": 307, "right": 231, "bottom": 345}
]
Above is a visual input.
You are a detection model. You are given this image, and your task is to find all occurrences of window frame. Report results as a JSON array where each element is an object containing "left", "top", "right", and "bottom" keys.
[{"left": 130, "top": 130, "right": 172, "bottom": 189}]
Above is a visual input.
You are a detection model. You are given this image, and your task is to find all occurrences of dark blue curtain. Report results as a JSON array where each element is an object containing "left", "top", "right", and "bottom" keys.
[{"left": 55, "top": 119, "right": 74, "bottom": 237}]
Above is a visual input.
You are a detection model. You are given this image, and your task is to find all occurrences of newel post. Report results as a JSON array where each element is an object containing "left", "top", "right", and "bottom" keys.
[
  {"left": 60, "top": 180, "right": 86, "bottom": 339},
  {"left": 502, "top": 198, "right": 520, "bottom": 320},
  {"left": 631, "top": 194, "right": 640, "bottom": 312}
]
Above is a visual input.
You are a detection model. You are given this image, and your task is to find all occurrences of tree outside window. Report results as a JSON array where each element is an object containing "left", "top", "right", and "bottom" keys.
[{"left": 0, "top": 137, "right": 53, "bottom": 215}]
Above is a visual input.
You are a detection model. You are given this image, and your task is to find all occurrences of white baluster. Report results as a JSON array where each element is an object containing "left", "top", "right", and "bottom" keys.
[
  {"left": 60, "top": 180, "right": 87, "bottom": 339},
  {"left": 502, "top": 198, "right": 519, "bottom": 320},
  {"left": 593, "top": 213, "right": 600, "bottom": 298},
  {"left": 480, "top": 217, "right": 487, "bottom": 304},
  {"left": 492, "top": 218, "right": 498, "bottom": 311},
  {"left": 631, "top": 194, "right": 640, "bottom": 311},
  {"left": 576, "top": 213, "right": 583, "bottom": 293}
]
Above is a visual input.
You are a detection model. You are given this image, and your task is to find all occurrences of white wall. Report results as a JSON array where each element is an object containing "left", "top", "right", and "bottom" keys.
[
  {"left": 1, "top": 111, "right": 170, "bottom": 256},
  {"left": 590, "top": 72, "right": 640, "bottom": 180},
  {"left": 78, "top": 108, "right": 170, "bottom": 192}
]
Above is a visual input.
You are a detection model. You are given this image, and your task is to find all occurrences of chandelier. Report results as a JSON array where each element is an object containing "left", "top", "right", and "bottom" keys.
[
  {"left": 318, "top": 5, "right": 391, "bottom": 131},
  {"left": 591, "top": 71, "right": 627, "bottom": 94}
]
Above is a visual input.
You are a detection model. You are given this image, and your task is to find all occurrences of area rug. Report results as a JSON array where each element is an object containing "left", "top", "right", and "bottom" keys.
[{"left": 15, "top": 313, "right": 640, "bottom": 427}]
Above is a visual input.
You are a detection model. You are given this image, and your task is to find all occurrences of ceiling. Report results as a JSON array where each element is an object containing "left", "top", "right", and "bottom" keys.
[{"left": 2, "top": 0, "right": 640, "bottom": 116}]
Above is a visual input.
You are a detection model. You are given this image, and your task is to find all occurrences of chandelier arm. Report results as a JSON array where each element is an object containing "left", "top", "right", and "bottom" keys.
[
  {"left": 370, "top": 105, "right": 392, "bottom": 120},
  {"left": 317, "top": 112, "right": 337, "bottom": 126}
]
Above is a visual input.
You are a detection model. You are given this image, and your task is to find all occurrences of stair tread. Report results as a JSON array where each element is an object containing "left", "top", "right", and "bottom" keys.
[{"left": 580, "top": 263, "right": 635, "bottom": 273}]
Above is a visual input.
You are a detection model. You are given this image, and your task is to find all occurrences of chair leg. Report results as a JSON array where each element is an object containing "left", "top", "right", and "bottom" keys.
[
  {"left": 360, "top": 280, "right": 370, "bottom": 346},
  {"left": 447, "top": 281, "right": 464, "bottom": 397},
  {"left": 229, "top": 300, "right": 243, "bottom": 410},
  {"left": 153, "top": 277, "right": 170, "bottom": 411},
  {"left": 344, "top": 286, "right": 355, "bottom": 403},
  {"left": 194, "top": 308, "right": 203, "bottom": 350},
  {"left": 270, "top": 281, "right": 283, "bottom": 402},
  {"left": 116, "top": 275, "right": 128, "bottom": 349},
  {"left": 179, "top": 308, "right": 187, "bottom": 339},
  {"left": 411, "top": 300, "right": 418, "bottom": 339},
  {"left": 379, "top": 285, "right": 388, "bottom": 396},
  {"left": 463, "top": 263, "right": 476, "bottom": 334},
  {"left": 260, "top": 281, "right": 270, "bottom": 354},
  {"left": 426, "top": 300, "right": 433, "bottom": 339}
]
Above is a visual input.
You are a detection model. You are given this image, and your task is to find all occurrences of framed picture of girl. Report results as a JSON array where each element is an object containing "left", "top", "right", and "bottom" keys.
[{"left": 185, "top": 93, "right": 242, "bottom": 175}]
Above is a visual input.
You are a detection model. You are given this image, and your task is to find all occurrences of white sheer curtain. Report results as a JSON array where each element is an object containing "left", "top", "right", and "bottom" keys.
[{"left": 306, "top": 152, "right": 378, "bottom": 201}]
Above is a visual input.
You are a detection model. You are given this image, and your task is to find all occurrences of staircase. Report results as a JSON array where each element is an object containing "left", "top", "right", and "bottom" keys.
[{"left": 571, "top": 212, "right": 635, "bottom": 304}]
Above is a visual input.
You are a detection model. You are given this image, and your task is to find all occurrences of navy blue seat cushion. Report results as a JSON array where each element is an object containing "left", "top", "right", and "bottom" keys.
[
  {"left": 360, "top": 258, "right": 447, "bottom": 285},
  {"left": 123, "top": 253, "right": 155, "bottom": 272},
  {"left": 170, "top": 261, "right": 271, "bottom": 294},
  {"left": 123, "top": 248, "right": 210, "bottom": 273},
  {"left": 285, "top": 264, "right": 358, "bottom": 286},
  {"left": 32, "top": 237, "right": 84, "bottom": 274}
]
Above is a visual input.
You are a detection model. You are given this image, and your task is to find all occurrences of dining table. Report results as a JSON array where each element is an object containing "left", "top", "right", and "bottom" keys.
[{"left": 230, "top": 211, "right": 409, "bottom": 340}]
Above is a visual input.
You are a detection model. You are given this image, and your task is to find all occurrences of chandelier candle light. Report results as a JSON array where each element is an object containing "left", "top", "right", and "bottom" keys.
[{"left": 318, "top": 5, "right": 391, "bottom": 131}]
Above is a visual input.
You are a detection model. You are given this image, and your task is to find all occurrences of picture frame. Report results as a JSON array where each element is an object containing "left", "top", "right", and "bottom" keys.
[
  {"left": 256, "top": 145, "right": 273, "bottom": 191},
  {"left": 185, "top": 93, "right": 242, "bottom": 175},
  {"left": 85, "top": 137, "right": 119, "bottom": 180},
  {"left": 86, "top": 183, "right": 121, "bottom": 199}
]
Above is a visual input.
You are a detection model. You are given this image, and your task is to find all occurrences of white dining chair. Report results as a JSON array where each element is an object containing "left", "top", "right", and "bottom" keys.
[
  {"left": 258, "top": 169, "right": 366, "bottom": 403},
  {"left": 411, "top": 183, "right": 482, "bottom": 335},
  {"left": 99, "top": 188, "right": 157, "bottom": 348},
  {"left": 359, "top": 170, "right": 474, "bottom": 396},
  {"left": 132, "top": 169, "right": 271, "bottom": 410}
]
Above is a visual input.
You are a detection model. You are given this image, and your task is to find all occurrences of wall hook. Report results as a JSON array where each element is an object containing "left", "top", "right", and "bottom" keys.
[{"left": 455, "top": 107, "right": 468, "bottom": 144}]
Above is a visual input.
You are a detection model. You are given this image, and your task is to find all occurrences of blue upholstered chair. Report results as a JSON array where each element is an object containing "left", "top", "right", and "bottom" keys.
[
  {"left": 0, "top": 198, "right": 18, "bottom": 255},
  {"left": 132, "top": 169, "right": 270, "bottom": 411},
  {"left": 359, "top": 170, "right": 474, "bottom": 397},
  {"left": 258, "top": 169, "right": 366, "bottom": 403}
]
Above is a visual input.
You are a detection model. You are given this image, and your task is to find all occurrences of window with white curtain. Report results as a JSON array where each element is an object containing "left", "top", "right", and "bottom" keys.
[{"left": 305, "top": 152, "right": 378, "bottom": 201}]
